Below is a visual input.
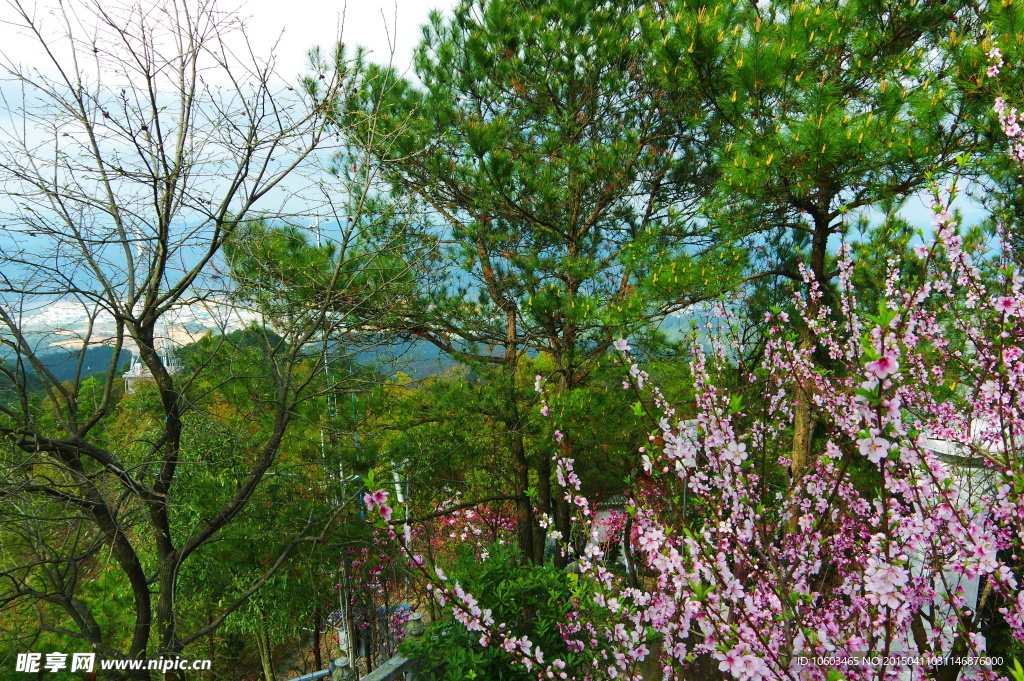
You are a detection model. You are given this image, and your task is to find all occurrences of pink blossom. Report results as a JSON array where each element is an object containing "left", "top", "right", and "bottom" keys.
[
  {"left": 613, "top": 338, "right": 630, "bottom": 352},
  {"left": 989, "top": 49, "right": 1004, "bottom": 78},
  {"left": 857, "top": 434, "right": 890, "bottom": 464},
  {"left": 627, "top": 643, "right": 649, "bottom": 661},
  {"left": 723, "top": 440, "right": 747, "bottom": 465},
  {"left": 865, "top": 354, "right": 899, "bottom": 379},
  {"left": 995, "top": 296, "right": 1019, "bottom": 315},
  {"left": 718, "top": 648, "right": 744, "bottom": 676},
  {"left": 981, "top": 379, "right": 1002, "bottom": 401},
  {"left": 864, "top": 558, "right": 908, "bottom": 609},
  {"left": 362, "top": 168, "right": 1024, "bottom": 681},
  {"left": 637, "top": 526, "right": 665, "bottom": 553},
  {"left": 364, "top": 489, "right": 389, "bottom": 513}
]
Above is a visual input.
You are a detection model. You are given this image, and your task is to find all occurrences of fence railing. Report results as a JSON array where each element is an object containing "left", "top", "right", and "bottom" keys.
[
  {"left": 360, "top": 654, "right": 419, "bottom": 681},
  {"left": 283, "top": 653, "right": 420, "bottom": 681},
  {"left": 283, "top": 670, "right": 330, "bottom": 681},
  {"left": 284, "top": 613, "right": 425, "bottom": 681}
]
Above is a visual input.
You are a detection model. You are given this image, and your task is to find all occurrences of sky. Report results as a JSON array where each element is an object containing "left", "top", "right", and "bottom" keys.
[
  {"left": 0, "top": 0, "right": 459, "bottom": 261},
  {"left": 0, "top": 0, "right": 987, "bottom": 270},
  {"left": 230, "top": 0, "right": 457, "bottom": 78},
  {"left": 0, "top": 0, "right": 458, "bottom": 79}
]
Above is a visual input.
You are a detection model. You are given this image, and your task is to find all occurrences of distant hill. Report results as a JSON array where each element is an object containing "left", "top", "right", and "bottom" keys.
[
  {"left": 38, "top": 345, "right": 131, "bottom": 384},
  {"left": 0, "top": 345, "right": 130, "bottom": 396},
  {"left": 353, "top": 341, "right": 458, "bottom": 380}
]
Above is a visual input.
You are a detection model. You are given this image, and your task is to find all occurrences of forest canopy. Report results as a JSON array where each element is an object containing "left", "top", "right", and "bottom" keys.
[{"left": 1, "top": 0, "right": 1023, "bottom": 679}]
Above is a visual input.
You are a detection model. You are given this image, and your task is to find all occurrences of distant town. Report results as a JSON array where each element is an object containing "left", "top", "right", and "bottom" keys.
[{"left": 13, "top": 298, "right": 263, "bottom": 354}]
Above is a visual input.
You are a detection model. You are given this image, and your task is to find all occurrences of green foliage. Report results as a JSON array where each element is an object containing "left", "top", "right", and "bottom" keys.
[
  {"left": 346, "top": 0, "right": 743, "bottom": 370},
  {"left": 403, "top": 543, "right": 607, "bottom": 681},
  {"left": 340, "top": 0, "right": 752, "bottom": 565},
  {"left": 224, "top": 219, "right": 417, "bottom": 330},
  {"left": 673, "top": 0, "right": 988, "bottom": 223},
  {"left": 973, "top": 2, "right": 1024, "bottom": 263},
  {"left": 1009, "top": 659, "right": 1024, "bottom": 681},
  {"left": 849, "top": 213, "right": 922, "bottom": 315},
  {"left": 658, "top": 0, "right": 998, "bottom": 354},
  {"left": 541, "top": 354, "right": 651, "bottom": 497},
  {"left": 364, "top": 366, "right": 520, "bottom": 500},
  {"left": 5, "top": 0, "right": 1019, "bottom": 673}
]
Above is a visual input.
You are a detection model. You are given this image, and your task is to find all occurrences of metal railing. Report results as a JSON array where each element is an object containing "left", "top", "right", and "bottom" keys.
[
  {"left": 283, "top": 653, "right": 421, "bottom": 681},
  {"left": 360, "top": 654, "right": 419, "bottom": 681},
  {"left": 284, "top": 613, "right": 425, "bottom": 681},
  {"left": 283, "top": 670, "right": 330, "bottom": 681}
]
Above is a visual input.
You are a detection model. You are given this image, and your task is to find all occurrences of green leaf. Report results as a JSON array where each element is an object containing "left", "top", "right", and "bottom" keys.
[{"left": 1009, "top": 659, "right": 1024, "bottom": 681}]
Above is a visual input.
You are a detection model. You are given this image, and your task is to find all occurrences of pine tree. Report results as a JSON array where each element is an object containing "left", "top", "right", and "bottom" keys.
[
  {"left": 344, "top": 0, "right": 740, "bottom": 563},
  {"left": 661, "top": 0, "right": 993, "bottom": 475}
]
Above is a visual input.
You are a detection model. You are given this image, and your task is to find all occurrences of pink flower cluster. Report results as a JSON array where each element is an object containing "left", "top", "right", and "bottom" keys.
[
  {"left": 995, "top": 95, "right": 1024, "bottom": 165},
  {"left": 365, "top": 69, "right": 1024, "bottom": 681},
  {"left": 515, "top": 177, "right": 1024, "bottom": 680},
  {"left": 364, "top": 489, "right": 393, "bottom": 521}
]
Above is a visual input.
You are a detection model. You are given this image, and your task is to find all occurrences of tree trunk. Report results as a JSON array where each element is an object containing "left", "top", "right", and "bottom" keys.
[
  {"left": 313, "top": 612, "right": 322, "bottom": 672},
  {"left": 256, "top": 610, "right": 277, "bottom": 681},
  {"left": 788, "top": 331, "right": 815, "bottom": 533},
  {"left": 553, "top": 494, "right": 571, "bottom": 569},
  {"left": 510, "top": 429, "right": 538, "bottom": 565},
  {"left": 790, "top": 380, "right": 813, "bottom": 479},
  {"left": 789, "top": 210, "right": 830, "bottom": 529},
  {"left": 502, "top": 308, "right": 542, "bottom": 565},
  {"left": 208, "top": 614, "right": 217, "bottom": 681},
  {"left": 155, "top": 554, "right": 180, "bottom": 674},
  {"left": 535, "top": 451, "right": 552, "bottom": 564}
]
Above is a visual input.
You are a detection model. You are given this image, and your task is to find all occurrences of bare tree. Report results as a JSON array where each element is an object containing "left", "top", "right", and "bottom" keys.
[{"left": 0, "top": 0, "right": 414, "bottom": 676}]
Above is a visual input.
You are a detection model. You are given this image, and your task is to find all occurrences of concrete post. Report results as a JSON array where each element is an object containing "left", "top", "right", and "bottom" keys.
[
  {"left": 403, "top": 614, "right": 425, "bottom": 681},
  {"left": 329, "top": 657, "right": 353, "bottom": 681}
]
